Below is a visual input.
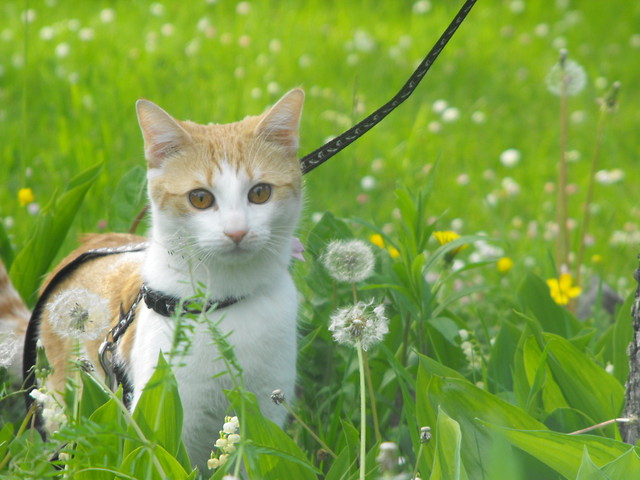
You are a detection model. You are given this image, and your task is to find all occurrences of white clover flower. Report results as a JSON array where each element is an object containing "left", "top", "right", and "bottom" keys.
[
  {"left": 499, "top": 148, "right": 521, "bottom": 167},
  {"left": 322, "top": 239, "right": 375, "bottom": 283},
  {"left": 55, "top": 42, "right": 70, "bottom": 58},
  {"left": 360, "top": 175, "right": 376, "bottom": 191},
  {"left": 236, "top": 1, "right": 251, "bottom": 15},
  {"left": 0, "top": 332, "right": 20, "bottom": 368},
  {"left": 99, "top": 8, "right": 115, "bottom": 23},
  {"left": 376, "top": 442, "right": 399, "bottom": 473},
  {"left": 47, "top": 289, "right": 110, "bottom": 340},
  {"left": 546, "top": 53, "right": 587, "bottom": 96},
  {"left": 412, "top": 1, "right": 432, "bottom": 15},
  {"left": 442, "top": 107, "right": 460, "bottom": 123},
  {"left": 431, "top": 99, "right": 448, "bottom": 114},
  {"left": 329, "top": 301, "right": 388, "bottom": 351},
  {"left": 150, "top": 2, "right": 165, "bottom": 16}
]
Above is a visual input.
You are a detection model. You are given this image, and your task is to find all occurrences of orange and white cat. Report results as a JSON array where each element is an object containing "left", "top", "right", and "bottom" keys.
[{"left": 0, "top": 88, "right": 305, "bottom": 472}]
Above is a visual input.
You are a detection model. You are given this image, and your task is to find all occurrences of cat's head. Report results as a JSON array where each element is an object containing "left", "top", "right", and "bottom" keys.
[{"left": 136, "top": 89, "right": 305, "bottom": 268}]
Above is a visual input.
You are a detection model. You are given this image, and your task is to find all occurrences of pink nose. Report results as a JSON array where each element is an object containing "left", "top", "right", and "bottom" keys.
[{"left": 225, "top": 230, "right": 247, "bottom": 244}]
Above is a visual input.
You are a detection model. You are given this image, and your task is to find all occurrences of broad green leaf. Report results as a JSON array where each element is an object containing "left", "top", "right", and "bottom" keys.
[
  {"left": 417, "top": 355, "right": 548, "bottom": 480},
  {"left": 78, "top": 371, "right": 111, "bottom": 420},
  {"left": 110, "top": 165, "right": 147, "bottom": 232},
  {"left": 487, "top": 320, "right": 522, "bottom": 393},
  {"left": 226, "top": 389, "right": 319, "bottom": 479},
  {"left": 611, "top": 293, "right": 634, "bottom": 385},
  {"left": 521, "top": 335, "right": 568, "bottom": 414},
  {"left": 543, "top": 334, "right": 624, "bottom": 424},
  {"left": 75, "top": 394, "right": 126, "bottom": 480},
  {"left": 486, "top": 423, "right": 638, "bottom": 479},
  {"left": 576, "top": 447, "right": 610, "bottom": 480},
  {"left": 429, "top": 407, "right": 468, "bottom": 480},
  {"left": 0, "top": 219, "right": 14, "bottom": 268},
  {"left": 517, "top": 273, "right": 582, "bottom": 338},
  {"left": 10, "top": 162, "right": 102, "bottom": 304},
  {"left": 0, "top": 422, "right": 14, "bottom": 460},
  {"left": 119, "top": 444, "right": 190, "bottom": 480},
  {"left": 126, "top": 353, "right": 187, "bottom": 468},
  {"left": 324, "top": 447, "right": 355, "bottom": 480},
  {"left": 601, "top": 448, "right": 640, "bottom": 477}
]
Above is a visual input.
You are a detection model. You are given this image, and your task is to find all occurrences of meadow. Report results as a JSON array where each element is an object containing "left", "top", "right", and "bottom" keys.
[{"left": 1, "top": 0, "right": 640, "bottom": 479}]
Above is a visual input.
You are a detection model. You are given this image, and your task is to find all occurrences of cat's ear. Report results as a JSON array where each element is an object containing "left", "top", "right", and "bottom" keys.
[
  {"left": 136, "top": 100, "right": 192, "bottom": 168},
  {"left": 254, "top": 88, "right": 305, "bottom": 153}
]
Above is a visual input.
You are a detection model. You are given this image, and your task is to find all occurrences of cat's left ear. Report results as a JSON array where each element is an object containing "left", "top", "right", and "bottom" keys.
[
  {"left": 136, "top": 99, "right": 192, "bottom": 168},
  {"left": 255, "top": 88, "right": 305, "bottom": 153}
]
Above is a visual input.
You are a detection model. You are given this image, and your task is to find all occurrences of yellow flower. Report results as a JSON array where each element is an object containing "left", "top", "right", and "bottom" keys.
[
  {"left": 546, "top": 273, "right": 581, "bottom": 305},
  {"left": 497, "top": 257, "right": 514, "bottom": 274},
  {"left": 370, "top": 233, "right": 400, "bottom": 259},
  {"left": 434, "top": 230, "right": 468, "bottom": 261},
  {"left": 591, "top": 254, "right": 603, "bottom": 264},
  {"left": 370, "top": 234, "right": 385, "bottom": 248},
  {"left": 18, "top": 188, "right": 35, "bottom": 206}
]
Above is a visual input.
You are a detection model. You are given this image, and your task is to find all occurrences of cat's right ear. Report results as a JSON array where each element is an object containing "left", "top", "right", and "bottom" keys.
[{"left": 136, "top": 100, "right": 191, "bottom": 168}]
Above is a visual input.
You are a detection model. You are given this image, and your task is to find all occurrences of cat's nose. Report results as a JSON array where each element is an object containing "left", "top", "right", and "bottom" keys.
[{"left": 225, "top": 230, "right": 247, "bottom": 244}]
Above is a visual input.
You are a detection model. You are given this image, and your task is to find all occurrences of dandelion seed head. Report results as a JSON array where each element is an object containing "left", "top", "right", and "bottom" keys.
[
  {"left": 322, "top": 239, "right": 375, "bottom": 283},
  {"left": 0, "top": 332, "right": 20, "bottom": 368},
  {"left": 546, "top": 56, "right": 587, "bottom": 96},
  {"left": 329, "top": 301, "right": 388, "bottom": 351},
  {"left": 47, "top": 289, "right": 110, "bottom": 340}
]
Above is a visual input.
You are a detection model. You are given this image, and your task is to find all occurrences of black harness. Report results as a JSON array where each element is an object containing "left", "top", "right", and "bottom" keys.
[{"left": 23, "top": 243, "right": 240, "bottom": 419}]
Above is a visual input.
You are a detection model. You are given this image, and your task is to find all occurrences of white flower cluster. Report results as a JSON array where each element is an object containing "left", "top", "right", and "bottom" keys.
[
  {"left": 29, "top": 387, "right": 66, "bottom": 431},
  {"left": 459, "top": 329, "right": 482, "bottom": 371},
  {"left": 329, "top": 301, "right": 389, "bottom": 351},
  {"left": 208, "top": 416, "right": 241, "bottom": 470}
]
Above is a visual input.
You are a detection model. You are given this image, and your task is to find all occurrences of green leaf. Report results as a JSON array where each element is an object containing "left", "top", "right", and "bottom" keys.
[
  {"left": 78, "top": 371, "right": 111, "bottom": 420},
  {"left": 611, "top": 293, "right": 634, "bottom": 384},
  {"left": 119, "top": 444, "right": 190, "bottom": 480},
  {"left": 417, "top": 355, "right": 548, "bottom": 479},
  {"left": 0, "top": 422, "right": 14, "bottom": 460},
  {"left": 110, "top": 165, "right": 147, "bottom": 232},
  {"left": 126, "top": 353, "right": 188, "bottom": 469},
  {"left": 486, "top": 423, "right": 637, "bottom": 479},
  {"left": 517, "top": 272, "right": 582, "bottom": 338},
  {"left": 0, "top": 219, "right": 14, "bottom": 269},
  {"left": 576, "top": 447, "right": 611, "bottom": 480},
  {"left": 324, "top": 447, "right": 354, "bottom": 480},
  {"left": 429, "top": 407, "right": 468, "bottom": 480},
  {"left": 9, "top": 162, "right": 103, "bottom": 304},
  {"left": 543, "top": 333, "right": 624, "bottom": 424},
  {"left": 601, "top": 448, "right": 640, "bottom": 478},
  {"left": 75, "top": 393, "right": 126, "bottom": 480},
  {"left": 487, "top": 320, "right": 522, "bottom": 393},
  {"left": 226, "top": 389, "right": 319, "bottom": 479}
]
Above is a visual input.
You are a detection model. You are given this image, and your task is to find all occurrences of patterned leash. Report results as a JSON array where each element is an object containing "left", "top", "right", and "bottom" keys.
[{"left": 299, "top": 0, "right": 478, "bottom": 175}]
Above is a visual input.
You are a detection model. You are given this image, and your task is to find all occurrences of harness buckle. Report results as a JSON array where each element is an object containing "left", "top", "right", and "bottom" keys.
[{"left": 98, "top": 329, "right": 117, "bottom": 391}]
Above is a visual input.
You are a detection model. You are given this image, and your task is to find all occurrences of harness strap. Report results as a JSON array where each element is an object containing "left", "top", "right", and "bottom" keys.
[{"left": 98, "top": 283, "right": 241, "bottom": 392}]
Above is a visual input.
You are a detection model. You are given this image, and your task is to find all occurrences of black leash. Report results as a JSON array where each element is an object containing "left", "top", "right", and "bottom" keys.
[{"left": 299, "top": 0, "right": 477, "bottom": 175}]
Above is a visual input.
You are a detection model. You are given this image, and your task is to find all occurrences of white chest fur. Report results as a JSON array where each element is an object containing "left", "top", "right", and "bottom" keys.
[{"left": 126, "top": 271, "right": 298, "bottom": 471}]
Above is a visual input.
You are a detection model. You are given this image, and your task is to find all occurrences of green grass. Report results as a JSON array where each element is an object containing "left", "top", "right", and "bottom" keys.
[{"left": 1, "top": 1, "right": 640, "bottom": 479}]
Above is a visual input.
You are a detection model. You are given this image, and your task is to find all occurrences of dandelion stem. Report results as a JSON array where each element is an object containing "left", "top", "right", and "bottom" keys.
[
  {"left": 557, "top": 64, "right": 570, "bottom": 272},
  {"left": 569, "top": 417, "right": 635, "bottom": 435},
  {"left": 279, "top": 400, "right": 337, "bottom": 458},
  {"left": 575, "top": 106, "right": 608, "bottom": 288},
  {"left": 411, "top": 443, "right": 425, "bottom": 480},
  {"left": 357, "top": 341, "right": 367, "bottom": 480},
  {"left": 362, "top": 350, "right": 381, "bottom": 443}
]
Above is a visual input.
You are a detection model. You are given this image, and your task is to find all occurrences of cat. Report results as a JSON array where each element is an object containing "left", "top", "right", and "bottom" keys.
[{"left": 0, "top": 88, "right": 305, "bottom": 473}]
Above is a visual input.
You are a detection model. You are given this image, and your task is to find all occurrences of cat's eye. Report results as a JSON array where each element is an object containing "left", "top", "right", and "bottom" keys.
[
  {"left": 248, "top": 183, "right": 272, "bottom": 204},
  {"left": 189, "top": 189, "right": 215, "bottom": 209}
]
